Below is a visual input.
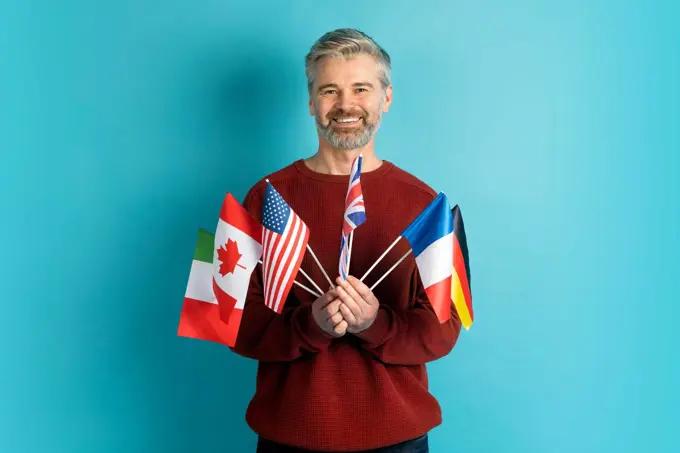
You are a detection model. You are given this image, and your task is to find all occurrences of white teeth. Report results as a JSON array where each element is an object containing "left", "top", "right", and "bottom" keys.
[{"left": 335, "top": 117, "right": 360, "bottom": 123}]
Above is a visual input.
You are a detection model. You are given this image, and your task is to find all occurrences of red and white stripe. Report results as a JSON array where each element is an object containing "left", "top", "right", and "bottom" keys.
[{"left": 262, "top": 212, "right": 309, "bottom": 313}]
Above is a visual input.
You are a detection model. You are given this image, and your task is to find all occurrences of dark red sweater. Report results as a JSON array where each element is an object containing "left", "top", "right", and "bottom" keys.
[{"left": 231, "top": 159, "right": 462, "bottom": 452}]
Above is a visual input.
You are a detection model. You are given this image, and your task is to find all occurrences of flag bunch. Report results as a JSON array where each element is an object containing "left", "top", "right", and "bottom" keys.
[
  {"left": 177, "top": 183, "right": 314, "bottom": 347},
  {"left": 177, "top": 158, "right": 474, "bottom": 347},
  {"left": 394, "top": 193, "right": 473, "bottom": 328}
]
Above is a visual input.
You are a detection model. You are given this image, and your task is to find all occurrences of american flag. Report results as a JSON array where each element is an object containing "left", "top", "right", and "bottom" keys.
[
  {"left": 339, "top": 155, "right": 367, "bottom": 280},
  {"left": 261, "top": 181, "right": 310, "bottom": 313}
]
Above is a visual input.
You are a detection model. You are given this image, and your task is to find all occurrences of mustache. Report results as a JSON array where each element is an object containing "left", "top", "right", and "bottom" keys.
[{"left": 326, "top": 108, "right": 367, "bottom": 120}]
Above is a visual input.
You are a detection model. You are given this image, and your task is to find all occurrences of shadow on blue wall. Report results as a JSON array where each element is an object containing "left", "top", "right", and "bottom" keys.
[{"left": 112, "top": 39, "right": 301, "bottom": 452}]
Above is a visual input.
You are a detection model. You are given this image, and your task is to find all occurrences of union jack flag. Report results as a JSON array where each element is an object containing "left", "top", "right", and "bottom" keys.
[
  {"left": 261, "top": 181, "right": 310, "bottom": 313},
  {"left": 339, "top": 155, "right": 367, "bottom": 280}
]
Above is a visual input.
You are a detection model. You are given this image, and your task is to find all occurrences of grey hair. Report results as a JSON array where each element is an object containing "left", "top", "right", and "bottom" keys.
[{"left": 305, "top": 28, "right": 391, "bottom": 92}]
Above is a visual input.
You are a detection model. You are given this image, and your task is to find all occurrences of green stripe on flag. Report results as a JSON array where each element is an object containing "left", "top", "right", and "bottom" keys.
[{"left": 194, "top": 228, "right": 215, "bottom": 263}]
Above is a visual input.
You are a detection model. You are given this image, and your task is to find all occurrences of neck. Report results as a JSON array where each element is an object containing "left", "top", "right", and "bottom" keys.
[{"left": 305, "top": 140, "right": 383, "bottom": 175}]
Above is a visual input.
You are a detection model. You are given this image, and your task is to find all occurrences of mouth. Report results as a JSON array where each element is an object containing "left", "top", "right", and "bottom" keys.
[{"left": 331, "top": 116, "right": 363, "bottom": 127}]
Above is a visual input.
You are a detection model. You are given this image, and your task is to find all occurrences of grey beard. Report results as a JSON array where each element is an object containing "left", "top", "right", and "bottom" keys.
[{"left": 316, "top": 114, "right": 383, "bottom": 150}]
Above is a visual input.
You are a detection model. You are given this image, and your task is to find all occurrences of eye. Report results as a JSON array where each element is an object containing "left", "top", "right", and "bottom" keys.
[
  {"left": 323, "top": 89, "right": 337, "bottom": 95},
  {"left": 356, "top": 88, "right": 368, "bottom": 93}
]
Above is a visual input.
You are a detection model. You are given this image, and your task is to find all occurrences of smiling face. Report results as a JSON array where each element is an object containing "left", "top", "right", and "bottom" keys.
[{"left": 309, "top": 53, "right": 392, "bottom": 150}]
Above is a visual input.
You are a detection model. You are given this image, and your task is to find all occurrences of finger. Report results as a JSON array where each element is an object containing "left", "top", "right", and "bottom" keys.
[
  {"left": 319, "top": 290, "right": 338, "bottom": 309},
  {"left": 338, "top": 302, "right": 357, "bottom": 325},
  {"left": 347, "top": 275, "right": 378, "bottom": 305},
  {"left": 324, "top": 298, "right": 342, "bottom": 319},
  {"left": 333, "top": 320, "right": 348, "bottom": 336},
  {"left": 338, "top": 277, "right": 368, "bottom": 310},
  {"left": 335, "top": 284, "right": 363, "bottom": 316},
  {"left": 326, "top": 311, "right": 344, "bottom": 326}
]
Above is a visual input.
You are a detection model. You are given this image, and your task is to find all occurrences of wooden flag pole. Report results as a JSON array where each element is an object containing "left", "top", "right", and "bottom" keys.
[
  {"left": 297, "top": 267, "right": 324, "bottom": 296},
  {"left": 258, "top": 260, "right": 322, "bottom": 298},
  {"left": 370, "top": 249, "right": 412, "bottom": 291},
  {"left": 306, "top": 244, "right": 335, "bottom": 289},
  {"left": 347, "top": 231, "right": 354, "bottom": 276},
  {"left": 360, "top": 235, "right": 403, "bottom": 282},
  {"left": 293, "top": 278, "right": 322, "bottom": 298}
]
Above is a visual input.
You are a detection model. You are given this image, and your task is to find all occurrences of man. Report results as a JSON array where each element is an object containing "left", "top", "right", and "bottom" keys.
[{"left": 231, "top": 28, "right": 462, "bottom": 452}]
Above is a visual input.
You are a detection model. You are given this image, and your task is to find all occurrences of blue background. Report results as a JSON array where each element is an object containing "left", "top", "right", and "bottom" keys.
[{"left": 1, "top": 1, "right": 678, "bottom": 452}]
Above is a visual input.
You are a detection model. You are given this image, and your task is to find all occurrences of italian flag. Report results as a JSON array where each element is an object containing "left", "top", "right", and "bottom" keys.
[{"left": 177, "top": 193, "right": 263, "bottom": 347}]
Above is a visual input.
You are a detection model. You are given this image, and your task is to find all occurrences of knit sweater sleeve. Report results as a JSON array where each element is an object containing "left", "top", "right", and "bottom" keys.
[
  {"left": 353, "top": 267, "right": 462, "bottom": 365},
  {"left": 228, "top": 185, "right": 334, "bottom": 362}
]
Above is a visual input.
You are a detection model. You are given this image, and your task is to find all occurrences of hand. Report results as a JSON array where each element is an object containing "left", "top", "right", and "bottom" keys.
[
  {"left": 311, "top": 288, "right": 348, "bottom": 337},
  {"left": 334, "top": 276, "right": 379, "bottom": 334}
]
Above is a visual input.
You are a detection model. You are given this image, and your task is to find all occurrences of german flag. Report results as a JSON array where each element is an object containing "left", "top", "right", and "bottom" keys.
[{"left": 452, "top": 205, "right": 473, "bottom": 329}]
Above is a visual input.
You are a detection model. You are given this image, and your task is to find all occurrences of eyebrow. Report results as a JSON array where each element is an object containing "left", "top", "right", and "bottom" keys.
[{"left": 317, "top": 82, "right": 375, "bottom": 92}]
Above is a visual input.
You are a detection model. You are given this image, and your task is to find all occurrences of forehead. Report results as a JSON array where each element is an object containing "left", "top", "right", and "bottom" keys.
[{"left": 313, "top": 54, "right": 381, "bottom": 87}]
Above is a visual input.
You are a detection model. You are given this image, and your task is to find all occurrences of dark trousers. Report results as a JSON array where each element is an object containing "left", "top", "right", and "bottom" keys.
[{"left": 256, "top": 434, "right": 428, "bottom": 453}]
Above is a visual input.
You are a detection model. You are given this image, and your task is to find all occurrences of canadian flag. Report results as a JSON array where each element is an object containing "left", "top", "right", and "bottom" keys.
[
  {"left": 178, "top": 193, "right": 262, "bottom": 347},
  {"left": 213, "top": 193, "right": 262, "bottom": 325}
]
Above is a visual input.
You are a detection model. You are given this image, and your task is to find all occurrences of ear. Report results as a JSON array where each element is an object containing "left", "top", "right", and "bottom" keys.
[
  {"left": 309, "top": 97, "right": 315, "bottom": 116},
  {"left": 382, "top": 85, "right": 393, "bottom": 113}
]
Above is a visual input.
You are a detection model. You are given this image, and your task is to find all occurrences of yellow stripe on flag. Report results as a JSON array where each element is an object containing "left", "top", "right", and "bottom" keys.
[{"left": 451, "top": 268, "right": 473, "bottom": 330}]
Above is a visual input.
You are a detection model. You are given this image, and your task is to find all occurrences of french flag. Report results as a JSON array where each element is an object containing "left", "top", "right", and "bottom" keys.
[{"left": 400, "top": 192, "right": 454, "bottom": 323}]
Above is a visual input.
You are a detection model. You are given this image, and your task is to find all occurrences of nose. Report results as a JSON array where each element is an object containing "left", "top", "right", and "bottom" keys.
[{"left": 336, "top": 91, "right": 355, "bottom": 111}]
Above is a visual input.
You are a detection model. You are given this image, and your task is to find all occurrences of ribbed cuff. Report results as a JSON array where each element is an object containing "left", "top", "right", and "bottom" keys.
[{"left": 354, "top": 309, "right": 390, "bottom": 346}]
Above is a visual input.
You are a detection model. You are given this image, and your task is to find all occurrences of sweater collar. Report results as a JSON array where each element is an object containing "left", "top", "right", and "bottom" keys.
[{"left": 293, "top": 158, "right": 393, "bottom": 183}]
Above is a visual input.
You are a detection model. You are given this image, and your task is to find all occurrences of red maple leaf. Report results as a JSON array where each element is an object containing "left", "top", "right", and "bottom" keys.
[{"left": 216, "top": 238, "right": 246, "bottom": 276}]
